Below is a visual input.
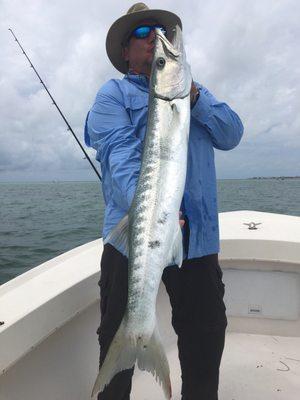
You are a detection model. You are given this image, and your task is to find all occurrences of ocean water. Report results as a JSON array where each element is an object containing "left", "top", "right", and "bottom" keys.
[{"left": 0, "top": 178, "right": 299, "bottom": 285}]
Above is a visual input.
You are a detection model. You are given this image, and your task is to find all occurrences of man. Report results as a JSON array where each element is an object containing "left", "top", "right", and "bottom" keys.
[{"left": 84, "top": 3, "right": 243, "bottom": 400}]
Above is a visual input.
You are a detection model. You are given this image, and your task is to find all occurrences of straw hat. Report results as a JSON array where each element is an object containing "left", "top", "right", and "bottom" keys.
[{"left": 106, "top": 2, "right": 182, "bottom": 74}]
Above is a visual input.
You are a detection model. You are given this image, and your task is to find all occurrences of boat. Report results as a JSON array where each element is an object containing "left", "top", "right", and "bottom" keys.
[{"left": 0, "top": 210, "right": 299, "bottom": 399}]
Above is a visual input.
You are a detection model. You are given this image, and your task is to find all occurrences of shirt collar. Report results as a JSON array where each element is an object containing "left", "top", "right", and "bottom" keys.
[{"left": 124, "top": 72, "right": 150, "bottom": 92}]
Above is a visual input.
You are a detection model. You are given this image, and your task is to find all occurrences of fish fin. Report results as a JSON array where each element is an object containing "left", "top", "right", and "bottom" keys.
[
  {"left": 91, "top": 319, "right": 136, "bottom": 398},
  {"left": 168, "top": 224, "right": 183, "bottom": 268},
  {"left": 104, "top": 214, "right": 129, "bottom": 257},
  {"left": 137, "top": 324, "right": 172, "bottom": 399}
]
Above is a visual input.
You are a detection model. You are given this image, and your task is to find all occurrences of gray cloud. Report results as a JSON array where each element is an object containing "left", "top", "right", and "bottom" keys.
[{"left": 1, "top": 0, "right": 299, "bottom": 181}]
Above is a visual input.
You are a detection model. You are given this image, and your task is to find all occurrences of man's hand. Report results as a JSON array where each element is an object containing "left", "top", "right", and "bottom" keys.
[
  {"left": 190, "top": 80, "right": 199, "bottom": 107},
  {"left": 179, "top": 211, "right": 185, "bottom": 228}
]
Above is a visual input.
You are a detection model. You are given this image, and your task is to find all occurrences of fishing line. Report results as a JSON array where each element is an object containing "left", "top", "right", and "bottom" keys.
[{"left": 8, "top": 28, "right": 101, "bottom": 181}]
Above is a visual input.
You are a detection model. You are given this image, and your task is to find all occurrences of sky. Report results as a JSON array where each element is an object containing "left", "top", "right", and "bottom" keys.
[{"left": 1, "top": 0, "right": 299, "bottom": 181}]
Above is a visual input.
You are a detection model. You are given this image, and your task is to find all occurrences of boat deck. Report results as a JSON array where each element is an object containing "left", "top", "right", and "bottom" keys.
[{"left": 132, "top": 332, "right": 300, "bottom": 400}]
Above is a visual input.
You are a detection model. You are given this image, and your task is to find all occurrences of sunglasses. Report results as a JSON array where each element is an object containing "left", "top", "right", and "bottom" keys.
[{"left": 130, "top": 24, "right": 167, "bottom": 40}]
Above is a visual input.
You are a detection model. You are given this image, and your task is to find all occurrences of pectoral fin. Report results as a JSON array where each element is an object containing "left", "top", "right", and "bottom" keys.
[{"left": 104, "top": 214, "right": 129, "bottom": 257}]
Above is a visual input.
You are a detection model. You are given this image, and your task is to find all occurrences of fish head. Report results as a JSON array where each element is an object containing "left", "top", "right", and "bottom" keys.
[{"left": 150, "top": 25, "right": 192, "bottom": 101}]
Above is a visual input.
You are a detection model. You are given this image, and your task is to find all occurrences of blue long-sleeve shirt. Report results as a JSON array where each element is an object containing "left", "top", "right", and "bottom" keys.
[{"left": 84, "top": 73, "right": 243, "bottom": 259}]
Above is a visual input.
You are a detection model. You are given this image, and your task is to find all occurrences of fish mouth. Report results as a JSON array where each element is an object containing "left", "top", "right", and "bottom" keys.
[{"left": 155, "top": 25, "right": 182, "bottom": 58}]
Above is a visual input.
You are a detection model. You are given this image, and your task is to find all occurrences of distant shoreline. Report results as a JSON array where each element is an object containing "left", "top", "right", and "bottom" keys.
[
  {"left": 0, "top": 176, "right": 300, "bottom": 184},
  {"left": 247, "top": 176, "right": 300, "bottom": 180}
]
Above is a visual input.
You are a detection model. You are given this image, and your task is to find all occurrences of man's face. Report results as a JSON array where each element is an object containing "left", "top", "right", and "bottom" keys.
[{"left": 122, "top": 19, "right": 159, "bottom": 76}]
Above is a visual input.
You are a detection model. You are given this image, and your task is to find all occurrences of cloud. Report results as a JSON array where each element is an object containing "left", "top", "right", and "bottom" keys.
[{"left": 1, "top": 0, "right": 299, "bottom": 180}]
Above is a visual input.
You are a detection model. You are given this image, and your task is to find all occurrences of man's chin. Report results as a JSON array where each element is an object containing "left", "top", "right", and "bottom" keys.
[{"left": 147, "top": 55, "right": 154, "bottom": 66}]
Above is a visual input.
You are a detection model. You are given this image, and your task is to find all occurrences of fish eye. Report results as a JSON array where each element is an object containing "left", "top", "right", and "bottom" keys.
[{"left": 156, "top": 57, "right": 165, "bottom": 68}]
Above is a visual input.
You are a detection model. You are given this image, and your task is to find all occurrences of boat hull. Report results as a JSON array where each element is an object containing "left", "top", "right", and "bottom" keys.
[{"left": 1, "top": 211, "right": 299, "bottom": 399}]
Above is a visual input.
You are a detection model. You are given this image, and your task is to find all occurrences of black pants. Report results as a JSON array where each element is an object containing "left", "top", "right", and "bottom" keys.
[{"left": 97, "top": 244, "right": 227, "bottom": 400}]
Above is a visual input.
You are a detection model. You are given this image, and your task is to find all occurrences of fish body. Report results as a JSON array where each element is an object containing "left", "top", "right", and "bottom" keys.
[{"left": 92, "top": 26, "right": 192, "bottom": 399}]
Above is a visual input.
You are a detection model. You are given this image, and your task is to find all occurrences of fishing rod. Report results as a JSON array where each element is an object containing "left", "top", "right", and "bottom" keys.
[{"left": 8, "top": 28, "right": 102, "bottom": 182}]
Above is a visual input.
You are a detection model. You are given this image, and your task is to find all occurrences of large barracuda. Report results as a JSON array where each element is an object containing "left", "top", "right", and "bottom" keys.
[{"left": 91, "top": 25, "right": 192, "bottom": 399}]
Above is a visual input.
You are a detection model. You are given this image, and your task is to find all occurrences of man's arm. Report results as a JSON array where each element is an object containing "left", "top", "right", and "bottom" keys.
[
  {"left": 191, "top": 82, "right": 244, "bottom": 150},
  {"left": 85, "top": 89, "right": 142, "bottom": 211}
]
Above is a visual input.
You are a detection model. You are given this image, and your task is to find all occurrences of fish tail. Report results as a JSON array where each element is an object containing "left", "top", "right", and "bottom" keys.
[
  {"left": 137, "top": 324, "right": 172, "bottom": 399},
  {"left": 91, "top": 319, "right": 136, "bottom": 398},
  {"left": 91, "top": 320, "right": 172, "bottom": 399}
]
